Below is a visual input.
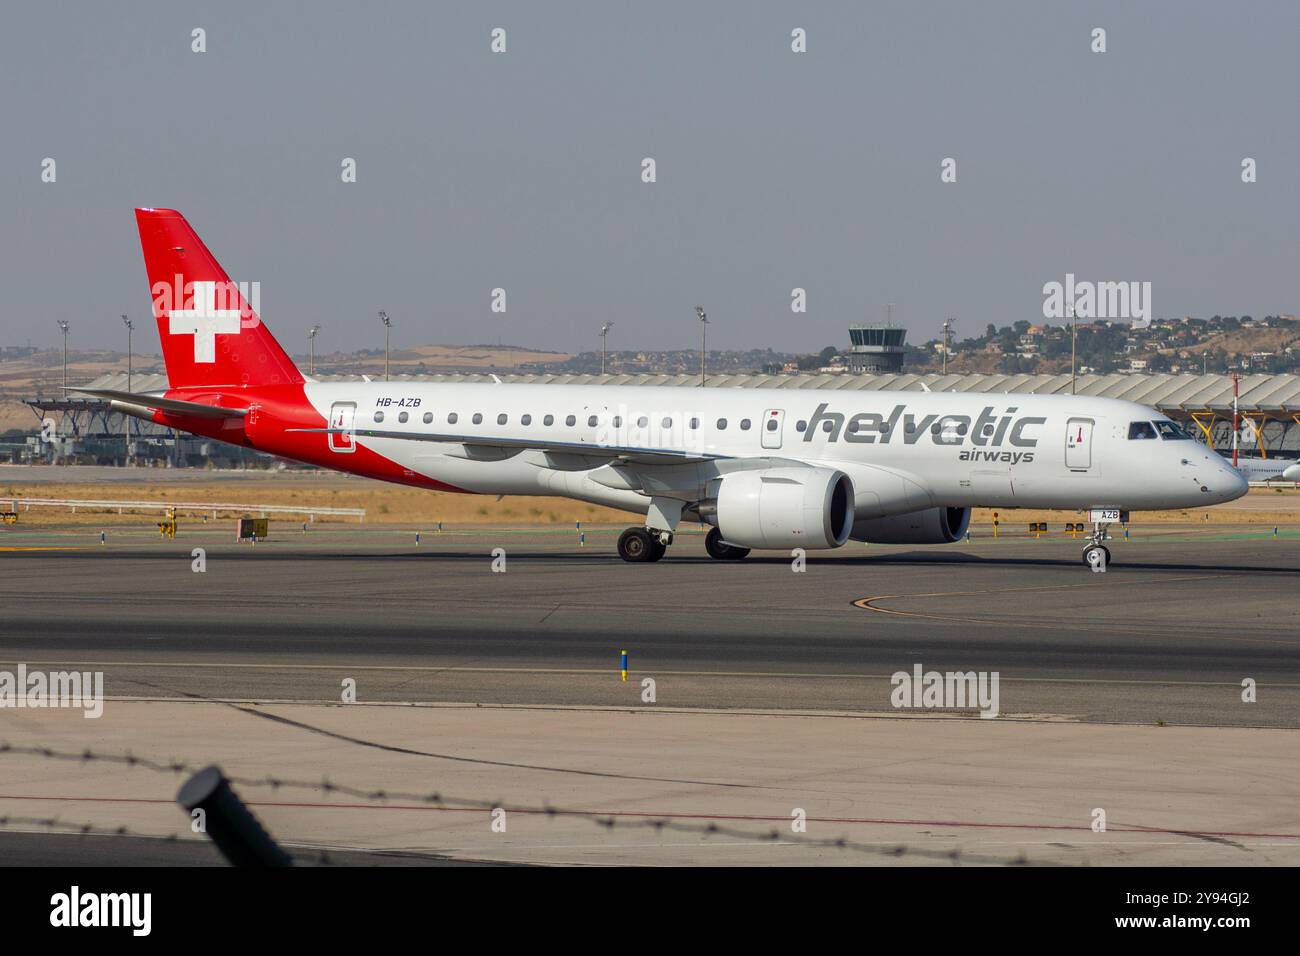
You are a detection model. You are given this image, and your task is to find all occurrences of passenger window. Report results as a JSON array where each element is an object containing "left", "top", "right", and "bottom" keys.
[
  {"left": 472, "top": 413, "right": 483, "bottom": 425},
  {"left": 447, "top": 412, "right": 458, "bottom": 424},
  {"left": 497, "top": 414, "right": 508, "bottom": 425},
  {"left": 423, "top": 412, "right": 433, "bottom": 424},
  {"left": 613, "top": 416, "right": 622, "bottom": 428},
  {"left": 689, "top": 418, "right": 699, "bottom": 429},
  {"left": 716, "top": 418, "right": 727, "bottom": 429},
  {"left": 374, "top": 411, "right": 384, "bottom": 423},
  {"left": 543, "top": 414, "right": 554, "bottom": 426},
  {"left": 565, "top": 415, "right": 576, "bottom": 426},
  {"left": 637, "top": 416, "right": 649, "bottom": 428},
  {"left": 521, "top": 414, "right": 531, "bottom": 426},
  {"left": 662, "top": 417, "right": 672, "bottom": 428},
  {"left": 822, "top": 420, "right": 834, "bottom": 433},
  {"left": 796, "top": 420, "right": 807, "bottom": 432},
  {"left": 398, "top": 411, "right": 409, "bottom": 423},
  {"left": 1128, "top": 421, "right": 1158, "bottom": 440},
  {"left": 740, "top": 419, "right": 752, "bottom": 430},
  {"left": 765, "top": 419, "right": 778, "bottom": 431},
  {"left": 588, "top": 415, "right": 599, "bottom": 427}
]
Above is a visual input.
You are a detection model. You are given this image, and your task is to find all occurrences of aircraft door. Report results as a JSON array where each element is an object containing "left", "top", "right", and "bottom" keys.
[
  {"left": 328, "top": 402, "right": 357, "bottom": 453},
  {"left": 761, "top": 409, "right": 785, "bottom": 449},
  {"left": 1065, "top": 417, "right": 1093, "bottom": 470}
]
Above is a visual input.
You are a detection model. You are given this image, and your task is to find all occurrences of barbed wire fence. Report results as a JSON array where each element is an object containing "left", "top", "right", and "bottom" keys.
[{"left": 0, "top": 742, "right": 1041, "bottom": 866}]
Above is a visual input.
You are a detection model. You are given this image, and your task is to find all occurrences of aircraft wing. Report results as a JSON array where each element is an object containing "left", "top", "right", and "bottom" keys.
[
  {"left": 68, "top": 388, "right": 249, "bottom": 419},
  {"left": 286, "top": 426, "right": 728, "bottom": 465}
]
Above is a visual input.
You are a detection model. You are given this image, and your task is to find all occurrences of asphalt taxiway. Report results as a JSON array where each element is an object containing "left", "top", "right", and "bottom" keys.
[{"left": 1, "top": 524, "right": 1298, "bottom": 727}]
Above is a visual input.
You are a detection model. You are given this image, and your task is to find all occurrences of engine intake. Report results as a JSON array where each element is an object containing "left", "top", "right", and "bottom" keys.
[
  {"left": 853, "top": 506, "right": 971, "bottom": 544},
  {"left": 712, "top": 467, "right": 855, "bottom": 550}
]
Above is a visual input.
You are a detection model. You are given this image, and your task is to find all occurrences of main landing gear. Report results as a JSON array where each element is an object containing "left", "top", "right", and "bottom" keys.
[
  {"left": 618, "top": 527, "right": 669, "bottom": 563},
  {"left": 1081, "top": 521, "right": 1113, "bottom": 570},
  {"left": 617, "top": 497, "right": 685, "bottom": 563},
  {"left": 704, "top": 527, "right": 750, "bottom": 561}
]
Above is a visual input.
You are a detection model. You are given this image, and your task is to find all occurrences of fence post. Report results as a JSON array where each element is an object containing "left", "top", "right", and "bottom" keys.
[{"left": 176, "top": 765, "right": 292, "bottom": 866}]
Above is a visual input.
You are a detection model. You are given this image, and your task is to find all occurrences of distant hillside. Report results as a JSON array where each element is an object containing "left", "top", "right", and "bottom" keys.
[
  {"left": 1179, "top": 324, "right": 1300, "bottom": 357},
  {"left": 316, "top": 344, "right": 572, "bottom": 375},
  {"left": 0, "top": 343, "right": 572, "bottom": 392}
]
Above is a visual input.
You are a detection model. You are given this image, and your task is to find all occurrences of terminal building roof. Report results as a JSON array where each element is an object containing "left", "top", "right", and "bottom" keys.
[{"left": 81, "top": 371, "right": 1300, "bottom": 416}]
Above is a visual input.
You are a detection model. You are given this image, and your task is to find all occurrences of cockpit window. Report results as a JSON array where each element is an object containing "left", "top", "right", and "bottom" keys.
[
  {"left": 1153, "top": 420, "right": 1192, "bottom": 440},
  {"left": 1128, "top": 421, "right": 1158, "bottom": 440}
]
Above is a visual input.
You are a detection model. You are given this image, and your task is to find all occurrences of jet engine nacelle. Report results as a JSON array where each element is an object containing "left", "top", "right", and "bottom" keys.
[
  {"left": 712, "top": 467, "right": 855, "bottom": 550},
  {"left": 853, "top": 506, "right": 971, "bottom": 544}
]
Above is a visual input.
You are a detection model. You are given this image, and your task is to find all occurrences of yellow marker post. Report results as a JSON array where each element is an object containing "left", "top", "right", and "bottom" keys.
[{"left": 620, "top": 650, "right": 628, "bottom": 683}]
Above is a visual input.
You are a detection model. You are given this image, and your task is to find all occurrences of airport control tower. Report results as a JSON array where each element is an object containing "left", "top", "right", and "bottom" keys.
[{"left": 846, "top": 324, "right": 907, "bottom": 373}]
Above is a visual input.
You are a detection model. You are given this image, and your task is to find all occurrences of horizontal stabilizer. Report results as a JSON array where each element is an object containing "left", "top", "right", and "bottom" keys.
[{"left": 68, "top": 388, "right": 248, "bottom": 420}]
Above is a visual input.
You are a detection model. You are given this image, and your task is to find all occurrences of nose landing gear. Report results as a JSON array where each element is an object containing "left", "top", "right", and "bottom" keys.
[{"left": 1081, "top": 521, "right": 1113, "bottom": 570}]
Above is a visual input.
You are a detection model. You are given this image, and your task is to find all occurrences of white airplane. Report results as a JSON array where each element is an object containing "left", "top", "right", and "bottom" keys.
[
  {"left": 1231, "top": 455, "right": 1300, "bottom": 483},
  {"left": 78, "top": 209, "right": 1250, "bottom": 568}
]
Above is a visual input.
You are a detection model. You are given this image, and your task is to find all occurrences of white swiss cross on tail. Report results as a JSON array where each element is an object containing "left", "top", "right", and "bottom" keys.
[{"left": 168, "top": 281, "right": 242, "bottom": 363}]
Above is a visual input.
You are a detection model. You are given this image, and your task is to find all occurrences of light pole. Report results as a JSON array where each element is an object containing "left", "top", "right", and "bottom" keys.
[
  {"left": 599, "top": 322, "right": 613, "bottom": 375},
  {"left": 121, "top": 315, "right": 134, "bottom": 392},
  {"left": 1232, "top": 371, "right": 1240, "bottom": 467},
  {"left": 695, "top": 306, "right": 708, "bottom": 386},
  {"left": 308, "top": 325, "right": 321, "bottom": 375},
  {"left": 1069, "top": 306, "right": 1077, "bottom": 394},
  {"left": 122, "top": 315, "right": 134, "bottom": 462},
  {"left": 57, "top": 320, "right": 70, "bottom": 393},
  {"left": 378, "top": 311, "right": 391, "bottom": 381},
  {"left": 941, "top": 317, "right": 955, "bottom": 375}
]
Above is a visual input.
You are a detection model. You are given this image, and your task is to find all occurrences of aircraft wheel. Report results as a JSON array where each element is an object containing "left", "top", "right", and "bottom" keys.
[
  {"left": 647, "top": 537, "right": 668, "bottom": 562},
  {"left": 705, "top": 527, "right": 751, "bottom": 561},
  {"left": 618, "top": 527, "right": 656, "bottom": 562},
  {"left": 1082, "top": 544, "right": 1111, "bottom": 568}
]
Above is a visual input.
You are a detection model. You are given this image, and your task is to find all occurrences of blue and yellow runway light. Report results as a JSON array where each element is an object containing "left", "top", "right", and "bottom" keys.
[{"left": 620, "top": 650, "right": 628, "bottom": 683}]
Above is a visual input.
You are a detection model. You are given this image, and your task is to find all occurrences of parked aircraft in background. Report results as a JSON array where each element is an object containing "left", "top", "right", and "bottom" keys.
[{"left": 1230, "top": 455, "right": 1300, "bottom": 483}]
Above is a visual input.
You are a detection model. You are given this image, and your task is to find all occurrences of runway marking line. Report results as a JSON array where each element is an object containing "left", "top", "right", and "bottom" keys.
[
  {"left": 0, "top": 546, "right": 84, "bottom": 552},
  {"left": 4, "top": 659, "right": 1300, "bottom": 688},
  {"left": 1, "top": 793, "right": 1297, "bottom": 841}
]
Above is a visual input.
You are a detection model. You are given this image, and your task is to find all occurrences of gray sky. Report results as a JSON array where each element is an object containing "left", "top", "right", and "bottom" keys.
[{"left": 3, "top": 1, "right": 1297, "bottom": 355}]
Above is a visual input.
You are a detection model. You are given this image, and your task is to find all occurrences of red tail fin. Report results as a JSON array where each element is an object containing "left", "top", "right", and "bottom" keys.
[{"left": 135, "top": 208, "right": 303, "bottom": 389}]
